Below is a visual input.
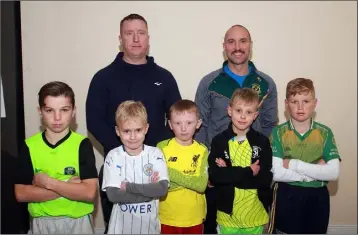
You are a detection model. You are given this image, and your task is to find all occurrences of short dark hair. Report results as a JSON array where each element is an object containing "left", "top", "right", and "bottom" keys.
[
  {"left": 169, "top": 99, "right": 200, "bottom": 120},
  {"left": 38, "top": 81, "right": 75, "bottom": 108},
  {"left": 120, "top": 13, "right": 148, "bottom": 33}
]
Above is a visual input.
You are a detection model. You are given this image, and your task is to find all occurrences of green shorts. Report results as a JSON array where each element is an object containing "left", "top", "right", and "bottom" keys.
[{"left": 218, "top": 225, "right": 264, "bottom": 234}]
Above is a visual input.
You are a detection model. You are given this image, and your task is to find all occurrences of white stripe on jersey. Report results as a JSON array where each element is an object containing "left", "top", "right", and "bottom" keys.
[{"left": 102, "top": 145, "right": 168, "bottom": 234}]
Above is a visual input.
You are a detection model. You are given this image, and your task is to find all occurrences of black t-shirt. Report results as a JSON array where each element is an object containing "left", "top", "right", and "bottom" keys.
[{"left": 15, "top": 131, "right": 98, "bottom": 185}]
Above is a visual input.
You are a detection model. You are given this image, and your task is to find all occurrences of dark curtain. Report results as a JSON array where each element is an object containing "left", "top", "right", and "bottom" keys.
[{"left": 1, "top": 1, "right": 29, "bottom": 233}]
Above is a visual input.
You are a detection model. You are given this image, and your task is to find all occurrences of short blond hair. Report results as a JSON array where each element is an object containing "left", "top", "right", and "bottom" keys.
[
  {"left": 229, "top": 88, "right": 259, "bottom": 107},
  {"left": 115, "top": 100, "right": 148, "bottom": 125},
  {"left": 286, "top": 78, "right": 315, "bottom": 99},
  {"left": 169, "top": 99, "right": 200, "bottom": 120}
]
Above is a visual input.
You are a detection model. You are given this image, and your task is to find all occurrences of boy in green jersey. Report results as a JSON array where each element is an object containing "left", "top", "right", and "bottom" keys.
[
  {"left": 15, "top": 81, "right": 98, "bottom": 234},
  {"left": 268, "top": 78, "right": 341, "bottom": 234}
]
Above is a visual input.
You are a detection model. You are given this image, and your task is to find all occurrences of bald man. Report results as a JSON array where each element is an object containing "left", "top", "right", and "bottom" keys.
[{"left": 194, "top": 25, "right": 278, "bottom": 234}]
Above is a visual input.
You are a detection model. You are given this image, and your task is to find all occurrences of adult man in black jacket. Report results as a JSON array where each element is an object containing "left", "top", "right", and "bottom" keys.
[{"left": 86, "top": 14, "right": 181, "bottom": 233}]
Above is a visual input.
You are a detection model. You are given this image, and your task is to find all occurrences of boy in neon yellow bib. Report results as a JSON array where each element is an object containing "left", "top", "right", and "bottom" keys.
[{"left": 14, "top": 81, "right": 98, "bottom": 234}]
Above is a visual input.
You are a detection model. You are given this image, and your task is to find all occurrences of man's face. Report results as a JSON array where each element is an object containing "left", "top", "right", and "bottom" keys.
[
  {"left": 39, "top": 95, "right": 75, "bottom": 135},
  {"left": 223, "top": 26, "right": 252, "bottom": 66},
  {"left": 119, "top": 19, "right": 149, "bottom": 62}
]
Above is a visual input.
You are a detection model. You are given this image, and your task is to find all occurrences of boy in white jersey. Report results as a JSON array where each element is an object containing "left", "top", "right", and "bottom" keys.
[{"left": 102, "top": 100, "right": 169, "bottom": 234}]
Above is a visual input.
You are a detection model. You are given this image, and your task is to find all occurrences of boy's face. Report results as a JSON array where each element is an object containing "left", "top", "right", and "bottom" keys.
[
  {"left": 285, "top": 91, "right": 317, "bottom": 123},
  {"left": 38, "top": 95, "right": 75, "bottom": 135},
  {"left": 228, "top": 99, "right": 258, "bottom": 134},
  {"left": 168, "top": 111, "right": 202, "bottom": 145},
  {"left": 116, "top": 117, "right": 149, "bottom": 155}
]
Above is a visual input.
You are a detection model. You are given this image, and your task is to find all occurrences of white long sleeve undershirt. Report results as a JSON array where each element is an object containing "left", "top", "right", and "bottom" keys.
[
  {"left": 272, "top": 157, "right": 315, "bottom": 182},
  {"left": 289, "top": 158, "right": 340, "bottom": 181}
]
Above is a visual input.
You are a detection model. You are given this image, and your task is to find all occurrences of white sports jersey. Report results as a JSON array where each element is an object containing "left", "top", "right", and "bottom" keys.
[{"left": 102, "top": 145, "right": 169, "bottom": 234}]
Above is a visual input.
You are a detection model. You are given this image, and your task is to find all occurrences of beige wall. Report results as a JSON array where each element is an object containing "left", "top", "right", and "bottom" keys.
[{"left": 20, "top": 1, "right": 357, "bottom": 229}]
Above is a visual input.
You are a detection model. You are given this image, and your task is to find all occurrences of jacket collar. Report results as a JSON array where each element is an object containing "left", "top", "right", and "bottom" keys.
[
  {"left": 220, "top": 60, "right": 257, "bottom": 75},
  {"left": 223, "top": 122, "right": 258, "bottom": 140}
]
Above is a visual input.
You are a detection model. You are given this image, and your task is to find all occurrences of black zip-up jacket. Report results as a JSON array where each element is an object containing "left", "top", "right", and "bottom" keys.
[{"left": 208, "top": 124, "right": 273, "bottom": 215}]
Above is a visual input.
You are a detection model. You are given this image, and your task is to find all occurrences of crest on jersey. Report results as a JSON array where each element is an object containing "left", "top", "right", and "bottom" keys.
[
  {"left": 191, "top": 154, "right": 200, "bottom": 168},
  {"left": 64, "top": 166, "right": 76, "bottom": 175},
  {"left": 224, "top": 150, "right": 230, "bottom": 159},
  {"left": 251, "top": 83, "right": 261, "bottom": 95},
  {"left": 252, "top": 146, "right": 261, "bottom": 159},
  {"left": 143, "top": 163, "right": 154, "bottom": 176}
]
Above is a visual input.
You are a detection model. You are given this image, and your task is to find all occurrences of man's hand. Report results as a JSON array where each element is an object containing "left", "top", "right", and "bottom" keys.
[
  {"left": 283, "top": 159, "right": 290, "bottom": 169},
  {"left": 68, "top": 176, "right": 81, "bottom": 184},
  {"left": 317, "top": 159, "right": 326, "bottom": 165},
  {"left": 250, "top": 160, "right": 260, "bottom": 176},
  {"left": 208, "top": 180, "right": 214, "bottom": 188},
  {"left": 215, "top": 158, "right": 227, "bottom": 167},
  {"left": 33, "top": 173, "right": 53, "bottom": 189},
  {"left": 150, "top": 171, "right": 159, "bottom": 183}
]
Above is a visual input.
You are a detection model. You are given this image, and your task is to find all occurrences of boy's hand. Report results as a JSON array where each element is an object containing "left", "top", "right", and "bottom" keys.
[
  {"left": 283, "top": 159, "right": 290, "bottom": 169},
  {"left": 317, "top": 159, "right": 326, "bottom": 165},
  {"left": 150, "top": 171, "right": 159, "bottom": 183},
  {"left": 68, "top": 176, "right": 81, "bottom": 184},
  {"left": 120, "top": 181, "right": 127, "bottom": 191},
  {"left": 208, "top": 180, "right": 214, "bottom": 188},
  {"left": 215, "top": 158, "right": 227, "bottom": 167},
  {"left": 33, "top": 173, "right": 53, "bottom": 189},
  {"left": 250, "top": 160, "right": 260, "bottom": 176}
]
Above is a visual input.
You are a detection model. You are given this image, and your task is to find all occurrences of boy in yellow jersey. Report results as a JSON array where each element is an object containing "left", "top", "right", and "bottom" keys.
[
  {"left": 208, "top": 88, "right": 273, "bottom": 234},
  {"left": 14, "top": 81, "right": 98, "bottom": 234},
  {"left": 157, "top": 99, "right": 209, "bottom": 234},
  {"left": 268, "top": 78, "right": 340, "bottom": 234}
]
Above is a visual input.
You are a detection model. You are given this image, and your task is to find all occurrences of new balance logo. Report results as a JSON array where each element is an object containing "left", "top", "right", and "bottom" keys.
[
  {"left": 154, "top": 82, "right": 162, "bottom": 86},
  {"left": 168, "top": 156, "right": 177, "bottom": 162}
]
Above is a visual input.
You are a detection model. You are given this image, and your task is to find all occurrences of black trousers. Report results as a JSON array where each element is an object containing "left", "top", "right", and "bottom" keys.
[
  {"left": 269, "top": 182, "right": 330, "bottom": 234},
  {"left": 98, "top": 165, "right": 113, "bottom": 234},
  {"left": 204, "top": 187, "right": 217, "bottom": 234}
]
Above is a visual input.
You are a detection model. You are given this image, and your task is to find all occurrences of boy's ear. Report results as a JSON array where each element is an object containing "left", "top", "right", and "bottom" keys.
[
  {"left": 227, "top": 106, "right": 232, "bottom": 117},
  {"left": 168, "top": 120, "right": 173, "bottom": 130},
  {"left": 144, "top": 123, "right": 149, "bottom": 134},
  {"left": 313, "top": 98, "right": 318, "bottom": 107},
  {"left": 196, "top": 119, "right": 202, "bottom": 129},
  {"left": 72, "top": 105, "right": 76, "bottom": 118},
  {"left": 253, "top": 110, "right": 259, "bottom": 120},
  {"left": 37, "top": 107, "right": 42, "bottom": 117},
  {"left": 115, "top": 126, "right": 120, "bottom": 136}
]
